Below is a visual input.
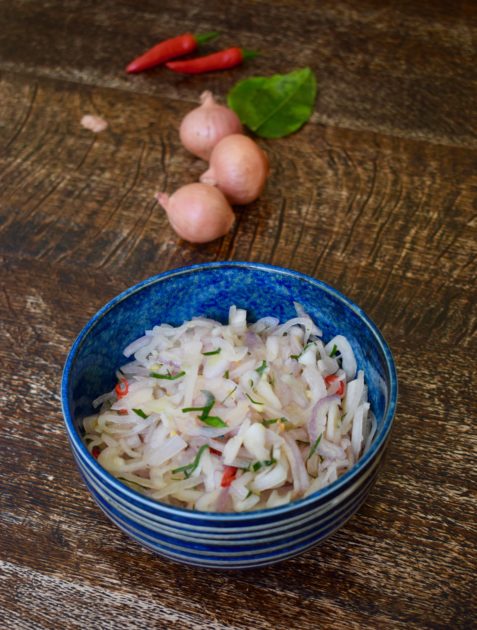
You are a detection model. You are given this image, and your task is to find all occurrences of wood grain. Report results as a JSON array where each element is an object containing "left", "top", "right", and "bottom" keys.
[
  {"left": 0, "top": 1, "right": 476, "bottom": 628},
  {"left": 0, "top": 1, "right": 476, "bottom": 147}
]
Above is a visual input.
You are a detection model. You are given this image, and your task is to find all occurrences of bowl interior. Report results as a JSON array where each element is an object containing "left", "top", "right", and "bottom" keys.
[{"left": 65, "top": 263, "right": 394, "bottom": 465}]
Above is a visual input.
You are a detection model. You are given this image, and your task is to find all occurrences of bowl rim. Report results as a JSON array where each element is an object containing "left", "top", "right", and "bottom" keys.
[{"left": 61, "top": 261, "right": 398, "bottom": 521}]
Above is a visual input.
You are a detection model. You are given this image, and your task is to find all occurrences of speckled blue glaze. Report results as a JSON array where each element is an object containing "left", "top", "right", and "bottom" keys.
[{"left": 61, "top": 262, "right": 397, "bottom": 568}]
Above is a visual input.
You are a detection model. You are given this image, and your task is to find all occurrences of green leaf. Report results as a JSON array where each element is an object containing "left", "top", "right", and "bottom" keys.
[
  {"left": 262, "top": 417, "right": 288, "bottom": 427},
  {"left": 171, "top": 444, "right": 209, "bottom": 479},
  {"left": 252, "top": 458, "right": 277, "bottom": 472},
  {"left": 199, "top": 391, "right": 216, "bottom": 415},
  {"left": 307, "top": 433, "right": 323, "bottom": 461},
  {"left": 227, "top": 67, "right": 317, "bottom": 138},
  {"left": 182, "top": 391, "right": 227, "bottom": 428},
  {"left": 256, "top": 360, "right": 267, "bottom": 376},
  {"left": 329, "top": 344, "right": 338, "bottom": 358},
  {"left": 291, "top": 342, "right": 315, "bottom": 361},
  {"left": 221, "top": 386, "right": 237, "bottom": 404},
  {"left": 202, "top": 348, "right": 221, "bottom": 356},
  {"left": 150, "top": 370, "right": 185, "bottom": 380},
  {"left": 246, "top": 393, "right": 264, "bottom": 405},
  {"left": 132, "top": 408, "right": 148, "bottom": 419},
  {"left": 182, "top": 391, "right": 215, "bottom": 416},
  {"left": 200, "top": 415, "right": 228, "bottom": 428}
]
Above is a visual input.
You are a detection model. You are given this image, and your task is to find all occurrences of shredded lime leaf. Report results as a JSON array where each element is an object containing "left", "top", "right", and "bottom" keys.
[
  {"left": 182, "top": 391, "right": 215, "bottom": 416},
  {"left": 262, "top": 417, "right": 288, "bottom": 427},
  {"left": 256, "top": 360, "right": 267, "bottom": 376},
  {"left": 200, "top": 415, "right": 228, "bottom": 428},
  {"left": 252, "top": 458, "right": 277, "bottom": 472},
  {"left": 132, "top": 408, "right": 148, "bottom": 419},
  {"left": 150, "top": 370, "right": 186, "bottom": 380},
  {"left": 291, "top": 342, "right": 314, "bottom": 361},
  {"left": 171, "top": 444, "right": 209, "bottom": 479},
  {"left": 246, "top": 393, "right": 264, "bottom": 405},
  {"left": 307, "top": 433, "right": 323, "bottom": 460},
  {"left": 221, "top": 386, "right": 237, "bottom": 404},
  {"left": 183, "top": 391, "right": 227, "bottom": 427}
]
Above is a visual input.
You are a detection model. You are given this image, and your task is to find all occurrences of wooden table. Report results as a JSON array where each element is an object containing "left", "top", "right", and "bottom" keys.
[{"left": 1, "top": 1, "right": 475, "bottom": 627}]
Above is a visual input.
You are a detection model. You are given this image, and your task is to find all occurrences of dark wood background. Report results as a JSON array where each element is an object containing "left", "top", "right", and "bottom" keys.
[{"left": 1, "top": 1, "right": 476, "bottom": 628}]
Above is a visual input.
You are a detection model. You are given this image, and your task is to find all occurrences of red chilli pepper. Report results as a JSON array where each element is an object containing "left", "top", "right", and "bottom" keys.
[
  {"left": 221, "top": 466, "right": 238, "bottom": 488},
  {"left": 209, "top": 447, "right": 222, "bottom": 457},
  {"left": 126, "top": 32, "right": 219, "bottom": 73},
  {"left": 324, "top": 374, "right": 345, "bottom": 397},
  {"left": 166, "top": 47, "right": 258, "bottom": 74},
  {"left": 92, "top": 446, "right": 101, "bottom": 459},
  {"left": 115, "top": 378, "right": 129, "bottom": 399}
]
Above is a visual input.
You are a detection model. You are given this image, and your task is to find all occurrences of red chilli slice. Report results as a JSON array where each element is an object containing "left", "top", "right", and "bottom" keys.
[
  {"left": 92, "top": 446, "right": 101, "bottom": 459},
  {"left": 324, "top": 374, "right": 345, "bottom": 397},
  {"left": 220, "top": 466, "right": 237, "bottom": 488},
  {"left": 115, "top": 378, "right": 129, "bottom": 399}
]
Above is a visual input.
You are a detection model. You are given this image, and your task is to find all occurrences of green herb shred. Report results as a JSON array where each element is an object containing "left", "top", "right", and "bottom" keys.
[
  {"left": 182, "top": 390, "right": 215, "bottom": 416},
  {"left": 150, "top": 370, "right": 186, "bottom": 380},
  {"left": 182, "top": 391, "right": 227, "bottom": 428},
  {"left": 329, "top": 344, "right": 338, "bottom": 357},
  {"left": 291, "top": 342, "right": 314, "bottom": 361},
  {"left": 262, "top": 417, "right": 288, "bottom": 427},
  {"left": 200, "top": 415, "right": 228, "bottom": 428},
  {"left": 221, "top": 386, "right": 237, "bottom": 404},
  {"left": 132, "top": 408, "right": 148, "bottom": 419},
  {"left": 171, "top": 444, "right": 209, "bottom": 479},
  {"left": 307, "top": 433, "right": 323, "bottom": 460},
  {"left": 246, "top": 393, "right": 264, "bottom": 405},
  {"left": 256, "top": 360, "right": 267, "bottom": 376},
  {"left": 252, "top": 458, "right": 277, "bottom": 472},
  {"left": 202, "top": 348, "right": 221, "bottom": 356}
]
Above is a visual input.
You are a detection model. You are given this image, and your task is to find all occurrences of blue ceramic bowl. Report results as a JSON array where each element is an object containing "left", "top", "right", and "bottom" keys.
[{"left": 61, "top": 262, "right": 397, "bottom": 569}]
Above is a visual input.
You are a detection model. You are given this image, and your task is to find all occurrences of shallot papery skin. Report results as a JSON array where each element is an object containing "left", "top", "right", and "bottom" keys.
[
  {"left": 200, "top": 134, "right": 269, "bottom": 205},
  {"left": 155, "top": 183, "right": 235, "bottom": 244},
  {"left": 179, "top": 91, "right": 243, "bottom": 161},
  {"left": 80, "top": 114, "right": 108, "bottom": 133}
]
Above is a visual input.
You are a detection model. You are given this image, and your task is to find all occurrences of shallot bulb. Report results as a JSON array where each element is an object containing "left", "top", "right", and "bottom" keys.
[
  {"left": 180, "top": 91, "right": 243, "bottom": 161},
  {"left": 155, "top": 183, "right": 235, "bottom": 244},
  {"left": 200, "top": 134, "right": 269, "bottom": 205}
]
